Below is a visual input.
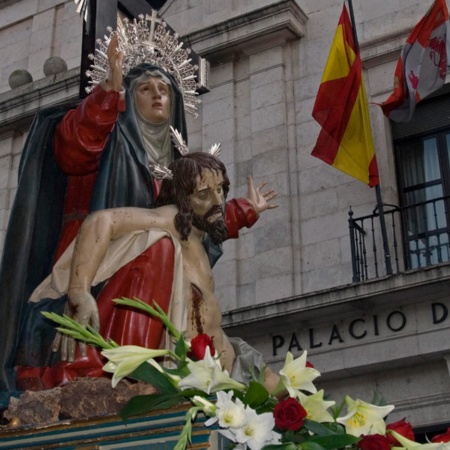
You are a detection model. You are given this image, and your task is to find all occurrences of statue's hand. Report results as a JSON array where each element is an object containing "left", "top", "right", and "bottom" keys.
[
  {"left": 246, "top": 175, "right": 279, "bottom": 214},
  {"left": 51, "top": 289, "right": 100, "bottom": 362},
  {"left": 106, "top": 32, "right": 123, "bottom": 91}
]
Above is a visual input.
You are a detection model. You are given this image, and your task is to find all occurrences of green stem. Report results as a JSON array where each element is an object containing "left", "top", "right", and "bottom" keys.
[
  {"left": 174, "top": 406, "right": 201, "bottom": 450},
  {"left": 114, "top": 297, "right": 182, "bottom": 341},
  {"left": 42, "top": 311, "right": 116, "bottom": 350}
]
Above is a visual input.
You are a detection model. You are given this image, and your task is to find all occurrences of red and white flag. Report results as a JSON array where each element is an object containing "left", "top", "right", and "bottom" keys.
[{"left": 380, "top": 0, "right": 450, "bottom": 122}]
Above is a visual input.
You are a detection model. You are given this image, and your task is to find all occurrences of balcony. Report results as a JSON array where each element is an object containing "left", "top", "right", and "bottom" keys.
[{"left": 349, "top": 196, "right": 450, "bottom": 282}]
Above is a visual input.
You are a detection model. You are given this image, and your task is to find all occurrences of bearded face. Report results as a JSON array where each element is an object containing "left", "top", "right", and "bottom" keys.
[
  {"left": 161, "top": 160, "right": 231, "bottom": 243},
  {"left": 192, "top": 205, "right": 228, "bottom": 244},
  {"left": 188, "top": 169, "right": 228, "bottom": 244}
]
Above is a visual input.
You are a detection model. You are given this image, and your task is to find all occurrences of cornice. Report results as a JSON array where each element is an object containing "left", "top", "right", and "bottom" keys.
[
  {"left": 0, "top": 68, "right": 80, "bottom": 134},
  {"left": 182, "top": 0, "right": 307, "bottom": 64},
  {"left": 360, "top": 27, "right": 412, "bottom": 68},
  {"left": 222, "top": 263, "right": 450, "bottom": 335}
]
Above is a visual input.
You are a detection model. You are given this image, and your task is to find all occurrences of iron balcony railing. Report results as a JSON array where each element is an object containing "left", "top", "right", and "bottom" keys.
[{"left": 349, "top": 196, "right": 450, "bottom": 282}]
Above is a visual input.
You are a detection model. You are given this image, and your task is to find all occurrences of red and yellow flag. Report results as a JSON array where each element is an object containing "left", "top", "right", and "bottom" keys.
[{"left": 311, "top": 4, "right": 379, "bottom": 187}]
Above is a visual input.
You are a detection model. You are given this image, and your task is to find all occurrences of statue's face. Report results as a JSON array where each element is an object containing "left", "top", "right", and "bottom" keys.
[
  {"left": 189, "top": 169, "right": 225, "bottom": 221},
  {"left": 135, "top": 76, "right": 171, "bottom": 124}
]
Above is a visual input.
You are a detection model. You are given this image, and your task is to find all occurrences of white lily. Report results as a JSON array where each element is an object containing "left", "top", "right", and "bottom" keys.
[
  {"left": 178, "top": 348, "right": 246, "bottom": 394},
  {"left": 191, "top": 395, "right": 217, "bottom": 418},
  {"left": 390, "top": 430, "right": 450, "bottom": 450},
  {"left": 233, "top": 406, "right": 276, "bottom": 450},
  {"left": 101, "top": 345, "right": 170, "bottom": 388},
  {"left": 336, "top": 396, "right": 395, "bottom": 437},
  {"left": 215, "top": 391, "right": 247, "bottom": 429},
  {"left": 279, "top": 351, "right": 321, "bottom": 396},
  {"left": 296, "top": 389, "right": 336, "bottom": 423}
]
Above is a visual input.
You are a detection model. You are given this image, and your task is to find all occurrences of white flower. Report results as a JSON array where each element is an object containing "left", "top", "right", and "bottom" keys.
[
  {"left": 233, "top": 406, "right": 276, "bottom": 450},
  {"left": 101, "top": 345, "right": 170, "bottom": 388},
  {"left": 279, "top": 351, "right": 321, "bottom": 396},
  {"left": 336, "top": 395, "right": 395, "bottom": 436},
  {"left": 178, "top": 348, "right": 246, "bottom": 394},
  {"left": 191, "top": 395, "right": 217, "bottom": 417},
  {"left": 296, "top": 389, "right": 336, "bottom": 423},
  {"left": 215, "top": 391, "right": 247, "bottom": 429}
]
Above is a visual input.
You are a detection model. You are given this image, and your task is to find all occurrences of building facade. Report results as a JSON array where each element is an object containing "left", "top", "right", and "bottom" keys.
[{"left": 0, "top": 0, "right": 449, "bottom": 438}]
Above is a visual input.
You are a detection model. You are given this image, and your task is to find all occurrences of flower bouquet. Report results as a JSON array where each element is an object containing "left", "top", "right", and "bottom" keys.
[{"left": 43, "top": 298, "right": 450, "bottom": 450}]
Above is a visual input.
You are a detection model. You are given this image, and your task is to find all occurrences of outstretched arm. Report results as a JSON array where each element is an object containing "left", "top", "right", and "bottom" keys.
[{"left": 224, "top": 176, "right": 278, "bottom": 240}]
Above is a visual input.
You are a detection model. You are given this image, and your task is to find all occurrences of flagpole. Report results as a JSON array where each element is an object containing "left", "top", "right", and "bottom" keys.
[{"left": 346, "top": 0, "right": 393, "bottom": 276}]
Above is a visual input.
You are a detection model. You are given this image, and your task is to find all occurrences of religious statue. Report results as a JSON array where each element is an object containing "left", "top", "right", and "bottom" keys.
[
  {"left": 0, "top": 14, "right": 275, "bottom": 394},
  {"left": 19, "top": 152, "right": 279, "bottom": 392}
]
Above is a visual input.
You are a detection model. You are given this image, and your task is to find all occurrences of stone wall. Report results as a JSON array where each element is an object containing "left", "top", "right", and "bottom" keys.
[
  {"left": 0, "top": 0, "right": 82, "bottom": 255},
  {"left": 0, "top": 0, "right": 81, "bottom": 94}
]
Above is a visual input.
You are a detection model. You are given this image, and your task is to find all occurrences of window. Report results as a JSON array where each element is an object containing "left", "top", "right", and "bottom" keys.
[{"left": 394, "top": 92, "right": 450, "bottom": 269}]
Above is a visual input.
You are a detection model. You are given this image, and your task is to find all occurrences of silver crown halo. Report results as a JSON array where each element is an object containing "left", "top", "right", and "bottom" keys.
[
  {"left": 73, "top": 0, "right": 88, "bottom": 21},
  {"left": 150, "top": 126, "right": 223, "bottom": 180},
  {"left": 209, "top": 143, "right": 221, "bottom": 158},
  {"left": 170, "top": 126, "right": 222, "bottom": 159},
  {"left": 85, "top": 11, "right": 201, "bottom": 118},
  {"left": 170, "top": 126, "right": 190, "bottom": 156},
  {"left": 150, "top": 163, "right": 173, "bottom": 180}
]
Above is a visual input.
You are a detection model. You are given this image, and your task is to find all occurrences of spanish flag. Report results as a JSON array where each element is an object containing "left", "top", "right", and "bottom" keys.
[{"left": 311, "top": 4, "right": 379, "bottom": 187}]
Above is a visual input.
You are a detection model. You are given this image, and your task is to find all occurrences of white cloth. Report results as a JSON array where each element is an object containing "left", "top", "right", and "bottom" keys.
[{"left": 29, "top": 229, "right": 187, "bottom": 338}]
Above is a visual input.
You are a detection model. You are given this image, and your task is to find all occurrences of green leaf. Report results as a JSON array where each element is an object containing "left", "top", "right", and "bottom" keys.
[
  {"left": 282, "top": 429, "right": 308, "bottom": 444},
  {"left": 304, "top": 419, "right": 341, "bottom": 436},
  {"left": 306, "top": 434, "right": 359, "bottom": 449},
  {"left": 261, "top": 444, "right": 299, "bottom": 450},
  {"left": 178, "top": 388, "right": 208, "bottom": 399},
  {"left": 120, "top": 393, "right": 183, "bottom": 419},
  {"left": 300, "top": 443, "right": 327, "bottom": 450},
  {"left": 175, "top": 335, "right": 188, "bottom": 360},
  {"left": 243, "top": 381, "right": 269, "bottom": 408},
  {"left": 129, "top": 362, "right": 178, "bottom": 394},
  {"left": 164, "top": 365, "right": 190, "bottom": 378}
]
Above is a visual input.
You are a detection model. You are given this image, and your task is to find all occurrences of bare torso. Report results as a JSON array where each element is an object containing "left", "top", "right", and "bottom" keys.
[
  {"left": 180, "top": 229, "right": 236, "bottom": 372},
  {"left": 68, "top": 205, "right": 236, "bottom": 371}
]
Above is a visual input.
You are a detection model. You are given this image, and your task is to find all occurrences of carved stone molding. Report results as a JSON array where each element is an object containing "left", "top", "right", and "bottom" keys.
[
  {"left": 0, "top": 68, "right": 80, "bottom": 135},
  {"left": 183, "top": 0, "right": 307, "bottom": 64},
  {"left": 360, "top": 27, "right": 411, "bottom": 68}
]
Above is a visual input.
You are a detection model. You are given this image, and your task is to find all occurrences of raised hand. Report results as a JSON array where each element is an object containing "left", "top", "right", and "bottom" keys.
[
  {"left": 106, "top": 32, "right": 124, "bottom": 91},
  {"left": 246, "top": 175, "right": 278, "bottom": 214}
]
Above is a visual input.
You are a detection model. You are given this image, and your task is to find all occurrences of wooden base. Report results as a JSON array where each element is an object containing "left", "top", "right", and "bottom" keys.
[{"left": 0, "top": 404, "right": 227, "bottom": 449}]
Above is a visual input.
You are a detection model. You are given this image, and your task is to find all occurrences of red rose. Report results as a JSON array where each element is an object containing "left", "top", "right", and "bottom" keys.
[
  {"left": 306, "top": 361, "right": 314, "bottom": 368},
  {"left": 357, "top": 434, "right": 391, "bottom": 450},
  {"left": 386, "top": 418, "right": 415, "bottom": 445},
  {"left": 432, "top": 427, "right": 450, "bottom": 443},
  {"left": 188, "top": 334, "right": 215, "bottom": 360},
  {"left": 273, "top": 397, "right": 307, "bottom": 431}
]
